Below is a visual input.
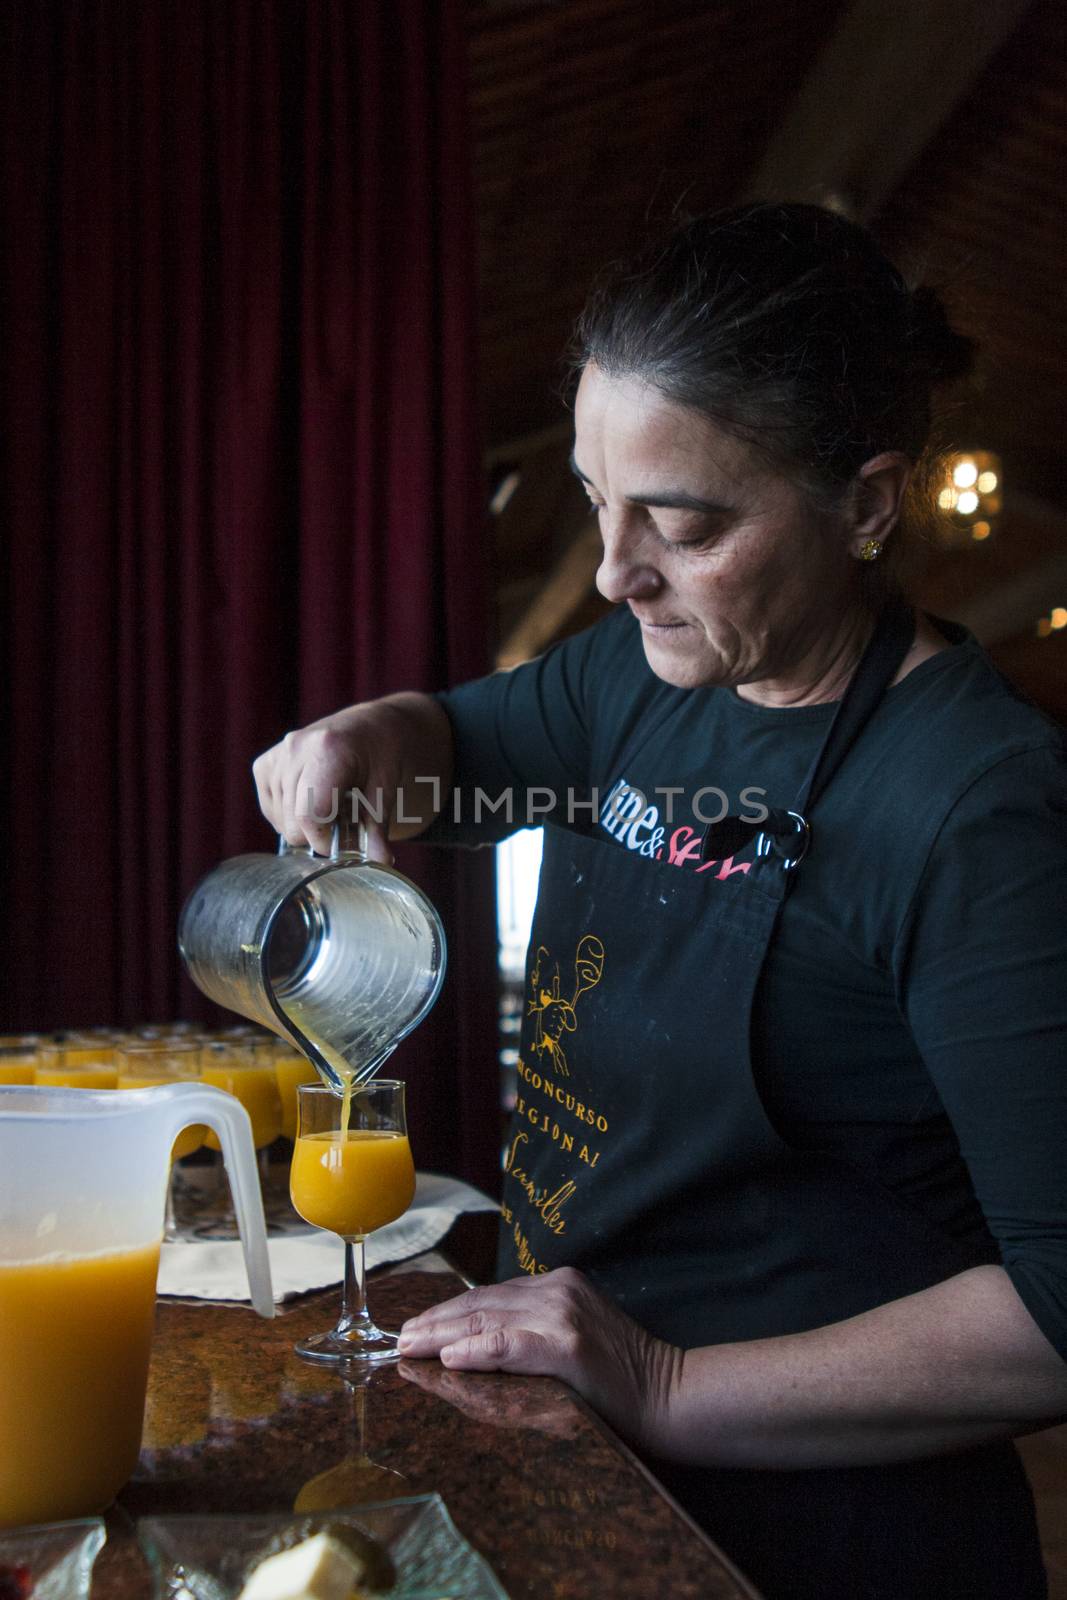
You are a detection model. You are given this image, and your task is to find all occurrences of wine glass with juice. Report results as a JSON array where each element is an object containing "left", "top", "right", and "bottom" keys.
[{"left": 289, "top": 1079, "right": 415, "bottom": 1363}]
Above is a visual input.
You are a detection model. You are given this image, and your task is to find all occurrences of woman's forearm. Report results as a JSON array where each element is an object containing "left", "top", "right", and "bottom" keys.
[
  {"left": 252, "top": 689, "right": 454, "bottom": 856},
  {"left": 364, "top": 691, "right": 455, "bottom": 839},
  {"left": 651, "top": 1265, "right": 1067, "bottom": 1468}
]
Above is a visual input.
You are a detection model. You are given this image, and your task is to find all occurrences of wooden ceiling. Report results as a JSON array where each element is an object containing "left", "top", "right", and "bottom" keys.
[
  {"left": 469, "top": 0, "right": 848, "bottom": 451},
  {"left": 465, "top": 0, "right": 1067, "bottom": 716}
]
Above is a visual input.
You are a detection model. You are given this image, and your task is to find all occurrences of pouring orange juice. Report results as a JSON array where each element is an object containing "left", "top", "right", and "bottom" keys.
[
  {"left": 0, "top": 1082, "right": 273, "bottom": 1526},
  {"left": 289, "top": 1079, "right": 414, "bottom": 1364}
]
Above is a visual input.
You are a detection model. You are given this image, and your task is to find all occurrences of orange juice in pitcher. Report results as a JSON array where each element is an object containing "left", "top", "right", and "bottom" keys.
[
  {"left": 0, "top": 1082, "right": 273, "bottom": 1526},
  {"left": 0, "top": 1243, "right": 160, "bottom": 1523}
]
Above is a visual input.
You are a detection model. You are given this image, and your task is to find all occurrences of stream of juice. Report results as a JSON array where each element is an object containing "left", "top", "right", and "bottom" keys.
[
  {"left": 0, "top": 1241, "right": 160, "bottom": 1526},
  {"left": 291, "top": 1033, "right": 358, "bottom": 1136},
  {"left": 273, "top": 995, "right": 394, "bottom": 1141},
  {"left": 284, "top": 1029, "right": 413, "bottom": 1235}
]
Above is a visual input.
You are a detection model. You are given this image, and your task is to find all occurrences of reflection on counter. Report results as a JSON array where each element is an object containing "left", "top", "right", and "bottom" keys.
[
  {"left": 113, "top": 1276, "right": 752, "bottom": 1599},
  {"left": 398, "top": 1362, "right": 581, "bottom": 1440},
  {"left": 294, "top": 1370, "right": 410, "bottom": 1510}
]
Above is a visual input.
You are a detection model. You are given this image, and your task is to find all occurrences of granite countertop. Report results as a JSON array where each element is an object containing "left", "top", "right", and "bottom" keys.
[{"left": 92, "top": 1267, "right": 762, "bottom": 1599}]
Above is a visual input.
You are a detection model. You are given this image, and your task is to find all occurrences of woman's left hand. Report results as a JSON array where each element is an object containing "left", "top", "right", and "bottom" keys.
[{"left": 395, "top": 1266, "right": 681, "bottom": 1452}]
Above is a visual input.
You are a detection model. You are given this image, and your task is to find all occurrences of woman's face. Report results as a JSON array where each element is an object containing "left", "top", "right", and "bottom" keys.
[{"left": 574, "top": 363, "right": 861, "bottom": 694}]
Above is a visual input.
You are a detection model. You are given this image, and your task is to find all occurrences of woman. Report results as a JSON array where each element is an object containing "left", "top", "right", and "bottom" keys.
[{"left": 254, "top": 204, "right": 1067, "bottom": 1598}]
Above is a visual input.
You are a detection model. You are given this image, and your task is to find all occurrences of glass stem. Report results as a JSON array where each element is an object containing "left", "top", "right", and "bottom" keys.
[{"left": 338, "top": 1236, "right": 372, "bottom": 1333}]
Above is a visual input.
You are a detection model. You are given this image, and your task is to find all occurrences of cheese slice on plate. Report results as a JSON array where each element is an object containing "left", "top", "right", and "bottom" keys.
[{"left": 236, "top": 1530, "right": 370, "bottom": 1600}]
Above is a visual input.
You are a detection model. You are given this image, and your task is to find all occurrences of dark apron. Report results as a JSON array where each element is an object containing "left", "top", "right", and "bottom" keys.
[{"left": 498, "top": 601, "right": 1046, "bottom": 1600}]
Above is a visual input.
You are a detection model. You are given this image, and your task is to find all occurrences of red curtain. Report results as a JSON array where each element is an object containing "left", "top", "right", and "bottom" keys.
[{"left": 0, "top": 2, "right": 501, "bottom": 1192}]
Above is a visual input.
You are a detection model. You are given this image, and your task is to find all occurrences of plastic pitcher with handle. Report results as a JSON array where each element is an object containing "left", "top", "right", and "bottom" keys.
[{"left": 0, "top": 1081, "right": 273, "bottom": 1526}]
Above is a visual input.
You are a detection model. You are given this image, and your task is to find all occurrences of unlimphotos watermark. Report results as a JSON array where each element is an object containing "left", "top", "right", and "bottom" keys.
[{"left": 299, "top": 779, "right": 769, "bottom": 832}]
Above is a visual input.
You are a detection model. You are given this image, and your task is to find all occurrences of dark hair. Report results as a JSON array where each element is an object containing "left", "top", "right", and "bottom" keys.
[{"left": 573, "top": 203, "right": 975, "bottom": 577}]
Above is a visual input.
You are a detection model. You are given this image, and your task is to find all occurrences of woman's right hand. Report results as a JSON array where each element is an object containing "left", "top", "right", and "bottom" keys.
[{"left": 251, "top": 693, "right": 452, "bottom": 861}]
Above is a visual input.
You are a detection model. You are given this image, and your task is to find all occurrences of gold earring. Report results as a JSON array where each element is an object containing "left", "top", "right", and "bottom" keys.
[{"left": 859, "top": 539, "right": 883, "bottom": 562}]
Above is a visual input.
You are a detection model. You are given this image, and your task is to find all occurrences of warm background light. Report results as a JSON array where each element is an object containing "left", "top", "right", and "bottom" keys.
[
  {"left": 1035, "top": 607, "right": 1067, "bottom": 638},
  {"left": 935, "top": 451, "right": 1003, "bottom": 547}
]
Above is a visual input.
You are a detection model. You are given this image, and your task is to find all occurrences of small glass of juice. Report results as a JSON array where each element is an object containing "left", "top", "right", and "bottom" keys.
[
  {"left": 0, "top": 1045, "right": 38, "bottom": 1085},
  {"left": 34, "top": 1059, "right": 119, "bottom": 1090},
  {"left": 47, "top": 1033, "right": 119, "bottom": 1067},
  {"left": 290, "top": 1079, "right": 415, "bottom": 1364},
  {"left": 199, "top": 1043, "right": 283, "bottom": 1152},
  {"left": 193, "top": 1042, "right": 284, "bottom": 1237},
  {"left": 273, "top": 1049, "right": 319, "bottom": 1143}
]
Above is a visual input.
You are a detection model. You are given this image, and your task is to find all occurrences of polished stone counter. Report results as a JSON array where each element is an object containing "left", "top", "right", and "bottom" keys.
[{"left": 92, "top": 1267, "right": 762, "bottom": 1599}]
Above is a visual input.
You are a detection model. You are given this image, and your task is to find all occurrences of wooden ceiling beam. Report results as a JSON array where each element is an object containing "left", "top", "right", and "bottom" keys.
[
  {"left": 491, "top": 438, "right": 586, "bottom": 575},
  {"left": 746, "top": 0, "right": 1034, "bottom": 219},
  {"left": 497, "top": 521, "right": 602, "bottom": 669},
  {"left": 491, "top": 435, "right": 601, "bottom": 658},
  {"left": 485, "top": 421, "right": 572, "bottom": 470}
]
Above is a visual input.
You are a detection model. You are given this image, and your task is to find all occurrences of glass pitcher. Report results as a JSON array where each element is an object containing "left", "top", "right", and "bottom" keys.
[
  {"left": 0, "top": 1081, "right": 273, "bottom": 1527},
  {"left": 178, "top": 827, "right": 447, "bottom": 1092}
]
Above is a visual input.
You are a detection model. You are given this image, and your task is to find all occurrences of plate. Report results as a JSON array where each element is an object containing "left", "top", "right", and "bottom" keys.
[
  {"left": 0, "top": 1519, "right": 106, "bottom": 1599},
  {"left": 137, "top": 1494, "right": 509, "bottom": 1599}
]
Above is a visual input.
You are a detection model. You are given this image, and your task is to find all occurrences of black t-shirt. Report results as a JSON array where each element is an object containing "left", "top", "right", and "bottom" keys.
[{"left": 430, "top": 604, "right": 1067, "bottom": 1363}]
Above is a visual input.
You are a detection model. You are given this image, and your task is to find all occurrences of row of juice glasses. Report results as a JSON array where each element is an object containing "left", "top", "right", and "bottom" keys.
[
  {"left": 0, "top": 1027, "right": 320, "bottom": 1235},
  {"left": 2, "top": 1029, "right": 419, "bottom": 1364}
]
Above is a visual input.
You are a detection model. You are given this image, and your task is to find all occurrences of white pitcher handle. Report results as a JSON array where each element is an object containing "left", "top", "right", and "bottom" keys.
[{"left": 158, "top": 1082, "right": 274, "bottom": 1317}]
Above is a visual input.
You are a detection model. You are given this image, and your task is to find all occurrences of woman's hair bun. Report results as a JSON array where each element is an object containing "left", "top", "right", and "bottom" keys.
[
  {"left": 905, "top": 284, "right": 976, "bottom": 387},
  {"left": 574, "top": 201, "right": 977, "bottom": 491}
]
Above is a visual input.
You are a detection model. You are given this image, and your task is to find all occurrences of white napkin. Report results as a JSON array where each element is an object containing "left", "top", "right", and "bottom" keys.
[{"left": 158, "top": 1171, "right": 499, "bottom": 1304}]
